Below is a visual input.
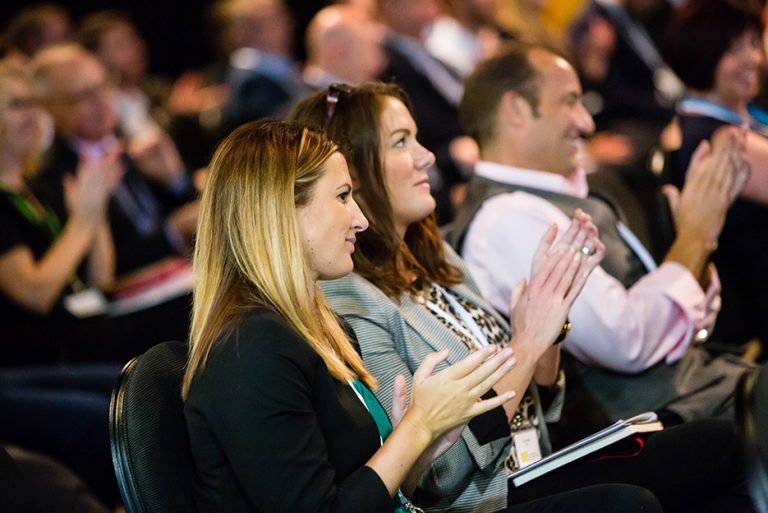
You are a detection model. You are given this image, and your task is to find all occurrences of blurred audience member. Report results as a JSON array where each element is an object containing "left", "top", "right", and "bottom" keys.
[
  {"left": 377, "top": 0, "right": 477, "bottom": 224},
  {"left": 0, "top": 64, "right": 122, "bottom": 507},
  {"left": 665, "top": 0, "right": 768, "bottom": 349},
  {"left": 0, "top": 64, "right": 120, "bottom": 364},
  {"left": 303, "top": 4, "right": 386, "bottom": 89},
  {"left": 425, "top": 0, "right": 510, "bottom": 78},
  {"left": 78, "top": 10, "right": 171, "bottom": 139},
  {"left": 29, "top": 44, "right": 198, "bottom": 276},
  {"left": 499, "top": 0, "right": 572, "bottom": 51},
  {"left": 0, "top": 445, "right": 110, "bottom": 513},
  {"left": 213, "top": 0, "right": 305, "bottom": 129},
  {"left": 1, "top": 4, "right": 71, "bottom": 70},
  {"left": 570, "top": 0, "right": 683, "bottom": 161}
]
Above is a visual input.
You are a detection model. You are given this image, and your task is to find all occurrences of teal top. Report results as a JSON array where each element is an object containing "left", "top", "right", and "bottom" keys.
[{"left": 350, "top": 380, "right": 411, "bottom": 513}]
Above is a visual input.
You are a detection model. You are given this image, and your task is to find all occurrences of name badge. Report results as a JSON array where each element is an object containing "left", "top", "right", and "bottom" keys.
[
  {"left": 512, "top": 428, "right": 542, "bottom": 470},
  {"left": 64, "top": 288, "right": 108, "bottom": 318}
]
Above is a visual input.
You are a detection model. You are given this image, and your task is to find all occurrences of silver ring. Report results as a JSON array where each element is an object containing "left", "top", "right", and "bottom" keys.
[{"left": 580, "top": 245, "right": 595, "bottom": 256}]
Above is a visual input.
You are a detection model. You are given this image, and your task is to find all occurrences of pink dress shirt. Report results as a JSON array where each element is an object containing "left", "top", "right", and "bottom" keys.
[{"left": 461, "top": 161, "right": 720, "bottom": 373}]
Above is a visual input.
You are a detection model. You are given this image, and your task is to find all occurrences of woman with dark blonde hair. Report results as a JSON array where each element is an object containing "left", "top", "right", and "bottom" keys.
[{"left": 290, "top": 82, "right": 756, "bottom": 513}]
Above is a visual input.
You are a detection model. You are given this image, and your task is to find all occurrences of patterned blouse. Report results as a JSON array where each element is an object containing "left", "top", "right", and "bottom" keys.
[{"left": 416, "top": 280, "right": 542, "bottom": 472}]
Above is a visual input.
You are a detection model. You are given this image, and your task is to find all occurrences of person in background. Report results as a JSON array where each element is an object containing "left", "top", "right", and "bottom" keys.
[
  {"left": 664, "top": 0, "right": 768, "bottom": 351},
  {"left": 426, "top": 0, "right": 510, "bottom": 79},
  {"left": 1, "top": 4, "right": 71, "bottom": 70},
  {"left": 29, "top": 44, "right": 198, "bottom": 276},
  {"left": 213, "top": 0, "right": 305, "bottom": 130},
  {"left": 303, "top": 4, "right": 387, "bottom": 89},
  {"left": 0, "top": 63, "right": 121, "bottom": 508},
  {"left": 78, "top": 10, "right": 171, "bottom": 139}
]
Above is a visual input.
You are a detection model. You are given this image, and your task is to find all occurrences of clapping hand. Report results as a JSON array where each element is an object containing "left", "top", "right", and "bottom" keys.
[
  {"left": 509, "top": 210, "right": 604, "bottom": 353},
  {"left": 65, "top": 145, "right": 124, "bottom": 224},
  {"left": 663, "top": 126, "right": 750, "bottom": 250},
  {"left": 126, "top": 129, "right": 185, "bottom": 187}
]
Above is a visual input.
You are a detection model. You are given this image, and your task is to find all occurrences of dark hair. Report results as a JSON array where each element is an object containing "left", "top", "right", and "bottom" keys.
[
  {"left": 77, "top": 10, "right": 135, "bottom": 53},
  {"left": 290, "top": 82, "right": 462, "bottom": 299},
  {"left": 460, "top": 42, "right": 541, "bottom": 149},
  {"left": 665, "top": 0, "right": 764, "bottom": 91},
  {"left": 2, "top": 4, "right": 69, "bottom": 57}
]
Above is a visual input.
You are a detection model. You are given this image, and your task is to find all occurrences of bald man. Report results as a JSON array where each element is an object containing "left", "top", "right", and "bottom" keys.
[{"left": 303, "top": 4, "right": 386, "bottom": 89}]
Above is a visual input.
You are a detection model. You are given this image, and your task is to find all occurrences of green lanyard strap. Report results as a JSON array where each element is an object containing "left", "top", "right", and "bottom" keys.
[{"left": 2, "top": 188, "right": 85, "bottom": 291}]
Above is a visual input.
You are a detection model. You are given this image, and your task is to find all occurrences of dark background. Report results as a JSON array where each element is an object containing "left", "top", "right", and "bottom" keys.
[{"left": 1, "top": 0, "right": 331, "bottom": 78}]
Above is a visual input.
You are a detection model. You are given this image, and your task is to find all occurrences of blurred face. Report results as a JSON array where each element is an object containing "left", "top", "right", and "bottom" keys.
[
  {"left": 518, "top": 49, "right": 595, "bottom": 177},
  {"left": 0, "top": 76, "right": 42, "bottom": 159},
  {"left": 378, "top": 96, "right": 436, "bottom": 237},
  {"left": 380, "top": 0, "right": 439, "bottom": 39},
  {"left": 40, "top": 13, "right": 71, "bottom": 49},
  {"left": 712, "top": 29, "right": 764, "bottom": 107},
  {"left": 342, "top": 23, "right": 386, "bottom": 85},
  {"left": 297, "top": 152, "right": 369, "bottom": 281},
  {"left": 97, "top": 22, "right": 147, "bottom": 85},
  {"left": 43, "top": 55, "right": 117, "bottom": 141}
]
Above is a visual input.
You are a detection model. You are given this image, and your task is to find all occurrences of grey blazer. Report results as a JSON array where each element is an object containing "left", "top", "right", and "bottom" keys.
[{"left": 321, "top": 244, "right": 549, "bottom": 513}]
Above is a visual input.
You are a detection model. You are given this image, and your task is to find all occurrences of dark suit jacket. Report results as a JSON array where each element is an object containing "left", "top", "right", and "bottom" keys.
[
  {"left": 183, "top": 308, "right": 393, "bottom": 513},
  {"left": 32, "top": 137, "right": 192, "bottom": 275}
]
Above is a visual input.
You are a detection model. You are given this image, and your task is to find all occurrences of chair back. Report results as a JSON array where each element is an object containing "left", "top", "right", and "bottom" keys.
[
  {"left": 736, "top": 366, "right": 768, "bottom": 513},
  {"left": 110, "top": 341, "right": 196, "bottom": 513}
]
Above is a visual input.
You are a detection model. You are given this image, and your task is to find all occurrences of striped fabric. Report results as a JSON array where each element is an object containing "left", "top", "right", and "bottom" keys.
[{"left": 320, "top": 243, "right": 551, "bottom": 513}]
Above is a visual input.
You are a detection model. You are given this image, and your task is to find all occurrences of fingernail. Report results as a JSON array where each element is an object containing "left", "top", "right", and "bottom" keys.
[
  {"left": 505, "top": 390, "right": 517, "bottom": 399},
  {"left": 505, "top": 357, "right": 517, "bottom": 368},
  {"left": 501, "top": 348, "right": 514, "bottom": 358}
]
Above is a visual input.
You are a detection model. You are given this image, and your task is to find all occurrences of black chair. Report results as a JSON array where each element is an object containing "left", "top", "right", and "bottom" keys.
[
  {"left": 736, "top": 365, "right": 768, "bottom": 513},
  {"left": 109, "top": 341, "right": 196, "bottom": 513}
]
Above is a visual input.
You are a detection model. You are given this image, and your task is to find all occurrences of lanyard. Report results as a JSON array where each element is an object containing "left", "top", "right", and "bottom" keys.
[
  {"left": 2, "top": 189, "right": 62, "bottom": 241},
  {"left": 677, "top": 96, "right": 768, "bottom": 137},
  {"left": 1, "top": 188, "right": 85, "bottom": 291},
  {"left": 347, "top": 380, "right": 424, "bottom": 513},
  {"left": 422, "top": 284, "right": 489, "bottom": 350}
]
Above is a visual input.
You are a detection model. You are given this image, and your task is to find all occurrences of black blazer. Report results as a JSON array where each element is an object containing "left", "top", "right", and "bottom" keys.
[{"left": 183, "top": 308, "right": 393, "bottom": 513}]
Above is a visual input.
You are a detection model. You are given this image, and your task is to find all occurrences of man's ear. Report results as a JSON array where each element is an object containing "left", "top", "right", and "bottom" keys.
[{"left": 499, "top": 90, "right": 531, "bottom": 128}]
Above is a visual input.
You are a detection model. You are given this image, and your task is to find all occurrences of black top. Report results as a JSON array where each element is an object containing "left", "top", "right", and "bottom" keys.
[
  {"left": 184, "top": 308, "right": 393, "bottom": 513},
  {"left": 0, "top": 190, "right": 82, "bottom": 366},
  {"left": 674, "top": 113, "right": 768, "bottom": 345}
]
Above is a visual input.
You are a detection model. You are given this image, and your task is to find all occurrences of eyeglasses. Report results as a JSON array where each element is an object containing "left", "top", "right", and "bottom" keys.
[
  {"left": 323, "top": 83, "right": 353, "bottom": 130},
  {"left": 0, "top": 96, "right": 40, "bottom": 112},
  {"left": 49, "top": 78, "right": 115, "bottom": 105}
]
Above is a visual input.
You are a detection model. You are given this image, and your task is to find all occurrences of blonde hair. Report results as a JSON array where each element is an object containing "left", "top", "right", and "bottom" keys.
[
  {"left": 0, "top": 64, "right": 46, "bottom": 174},
  {"left": 182, "top": 119, "right": 375, "bottom": 399}
]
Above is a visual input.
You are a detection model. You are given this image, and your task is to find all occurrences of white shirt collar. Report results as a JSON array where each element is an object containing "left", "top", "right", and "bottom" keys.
[{"left": 474, "top": 160, "right": 590, "bottom": 198}]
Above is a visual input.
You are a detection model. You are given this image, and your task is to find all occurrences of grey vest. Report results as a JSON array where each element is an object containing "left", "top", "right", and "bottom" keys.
[
  {"left": 445, "top": 173, "right": 750, "bottom": 427},
  {"left": 444, "top": 175, "right": 649, "bottom": 288}
]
